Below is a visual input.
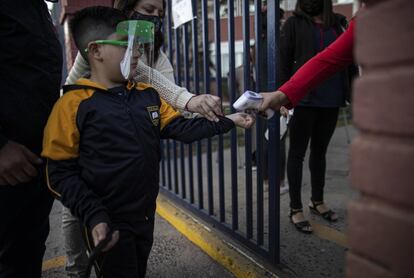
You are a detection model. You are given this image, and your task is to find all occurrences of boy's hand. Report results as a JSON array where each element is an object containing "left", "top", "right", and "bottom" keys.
[
  {"left": 0, "top": 141, "right": 41, "bottom": 185},
  {"left": 186, "top": 95, "right": 223, "bottom": 122},
  {"left": 226, "top": 113, "right": 256, "bottom": 129},
  {"left": 92, "top": 223, "right": 119, "bottom": 252}
]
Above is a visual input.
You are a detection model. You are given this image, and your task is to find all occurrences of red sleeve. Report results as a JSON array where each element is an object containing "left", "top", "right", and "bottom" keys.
[{"left": 279, "top": 20, "right": 355, "bottom": 108}]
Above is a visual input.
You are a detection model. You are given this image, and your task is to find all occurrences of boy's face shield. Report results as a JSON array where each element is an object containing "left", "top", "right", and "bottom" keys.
[{"left": 116, "top": 20, "right": 155, "bottom": 80}]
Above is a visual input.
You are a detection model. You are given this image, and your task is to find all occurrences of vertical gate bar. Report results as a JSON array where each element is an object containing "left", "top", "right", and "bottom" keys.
[
  {"left": 183, "top": 24, "right": 190, "bottom": 90},
  {"left": 173, "top": 26, "right": 181, "bottom": 195},
  {"left": 189, "top": 0, "right": 199, "bottom": 205},
  {"left": 167, "top": 141, "right": 172, "bottom": 191},
  {"left": 242, "top": 0, "right": 253, "bottom": 239},
  {"left": 202, "top": 0, "right": 214, "bottom": 216},
  {"left": 213, "top": 0, "right": 225, "bottom": 223},
  {"left": 177, "top": 23, "right": 192, "bottom": 199},
  {"left": 180, "top": 140, "right": 186, "bottom": 198},
  {"left": 176, "top": 25, "right": 186, "bottom": 200},
  {"left": 173, "top": 136, "right": 178, "bottom": 191},
  {"left": 159, "top": 0, "right": 168, "bottom": 192},
  {"left": 161, "top": 140, "right": 166, "bottom": 188},
  {"left": 183, "top": 23, "right": 192, "bottom": 201},
  {"left": 167, "top": 0, "right": 174, "bottom": 67},
  {"left": 228, "top": 0, "right": 238, "bottom": 231},
  {"left": 191, "top": 0, "right": 203, "bottom": 209},
  {"left": 166, "top": 0, "right": 174, "bottom": 192},
  {"left": 254, "top": 0, "right": 264, "bottom": 245},
  {"left": 188, "top": 140, "right": 195, "bottom": 203},
  {"left": 188, "top": 143, "right": 194, "bottom": 203},
  {"left": 266, "top": 0, "right": 280, "bottom": 264}
]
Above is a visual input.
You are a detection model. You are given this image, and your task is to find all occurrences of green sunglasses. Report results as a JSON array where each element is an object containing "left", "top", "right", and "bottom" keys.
[{"left": 84, "top": 40, "right": 145, "bottom": 53}]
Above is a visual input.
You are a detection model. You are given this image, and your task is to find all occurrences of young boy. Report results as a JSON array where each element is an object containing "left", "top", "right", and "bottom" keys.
[{"left": 42, "top": 6, "right": 254, "bottom": 278}]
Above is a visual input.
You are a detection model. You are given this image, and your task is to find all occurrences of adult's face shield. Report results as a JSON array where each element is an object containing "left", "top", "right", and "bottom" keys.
[{"left": 117, "top": 20, "right": 155, "bottom": 80}]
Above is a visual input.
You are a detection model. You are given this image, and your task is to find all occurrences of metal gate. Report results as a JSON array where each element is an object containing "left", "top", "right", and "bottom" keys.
[{"left": 161, "top": 0, "right": 281, "bottom": 265}]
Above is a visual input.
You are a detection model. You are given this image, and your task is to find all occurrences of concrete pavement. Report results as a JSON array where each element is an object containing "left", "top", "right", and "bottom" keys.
[{"left": 42, "top": 202, "right": 233, "bottom": 278}]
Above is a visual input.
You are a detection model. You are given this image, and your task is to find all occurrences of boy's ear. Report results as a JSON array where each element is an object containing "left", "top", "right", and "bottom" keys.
[{"left": 86, "top": 42, "right": 103, "bottom": 61}]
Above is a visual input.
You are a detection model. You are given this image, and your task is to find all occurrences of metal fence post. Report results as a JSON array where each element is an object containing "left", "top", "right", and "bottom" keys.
[{"left": 266, "top": 0, "right": 281, "bottom": 265}]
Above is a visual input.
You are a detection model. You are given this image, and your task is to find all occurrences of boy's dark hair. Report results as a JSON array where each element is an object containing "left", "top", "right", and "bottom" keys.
[{"left": 70, "top": 6, "right": 128, "bottom": 60}]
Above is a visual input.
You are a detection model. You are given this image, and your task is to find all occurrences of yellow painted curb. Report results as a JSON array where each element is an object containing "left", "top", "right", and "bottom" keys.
[
  {"left": 156, "top": 193, "right": 277, "bottom": 278},
  {"left": 310, "top": 220, "right": 347, "bottom": 248}
]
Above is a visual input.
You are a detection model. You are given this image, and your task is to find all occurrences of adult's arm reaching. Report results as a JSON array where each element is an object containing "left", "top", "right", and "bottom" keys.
[{"left": 261, "top": 20, "right": 355, "bottom": 111}]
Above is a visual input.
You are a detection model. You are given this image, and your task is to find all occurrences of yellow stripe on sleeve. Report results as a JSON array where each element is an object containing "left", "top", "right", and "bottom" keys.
[
  {"left": 160, "top": 97, "right": 181, "bottom": 130},
  {"left": 42, "top": 89, "right": 94, "bottom": 160}
]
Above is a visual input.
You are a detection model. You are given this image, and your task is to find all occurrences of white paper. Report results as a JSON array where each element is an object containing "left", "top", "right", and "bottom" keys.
[
  {"left": 263, "top": 117, "right": 286, "bottom": 140},
  {"left": 279, "top": 116, "right": 288, "bottom": 139},
  {"left": 172, "top": 0, "right": 194, "bottom": 28},
  {"left": 264, "top": 110, "right": 293, "bottom": 140}
]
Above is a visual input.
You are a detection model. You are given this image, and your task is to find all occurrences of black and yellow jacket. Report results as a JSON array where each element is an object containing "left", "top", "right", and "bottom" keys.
[{"left": 42, "top": 78, "right": 234, "bottom": 230}]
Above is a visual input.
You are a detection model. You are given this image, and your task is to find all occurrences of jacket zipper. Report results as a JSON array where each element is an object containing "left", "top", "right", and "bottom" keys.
[{"left": 122, "top": 89, "right": 142, "bottom": 140}]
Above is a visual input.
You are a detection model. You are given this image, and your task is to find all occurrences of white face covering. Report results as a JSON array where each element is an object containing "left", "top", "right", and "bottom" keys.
[{"left": 116, "top": 20, "right": 155, "bottom": 80}]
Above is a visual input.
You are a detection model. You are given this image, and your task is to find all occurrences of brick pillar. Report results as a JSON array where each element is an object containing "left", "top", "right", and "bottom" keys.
[
  {"left": 347, "top": 0, "right": 414, "bottom": 277},
  {"left": 60, "top": 0, "right": 113, "bottom": 70}
]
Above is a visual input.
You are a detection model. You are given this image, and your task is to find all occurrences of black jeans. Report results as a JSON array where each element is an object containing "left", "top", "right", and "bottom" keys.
[
  {"left": 0, "top": 174, "right": 54, "bottom": 278},
  {"left": 287, "top": 107, "right": 339, "bottom": 209},
  {"left": 84, "top": 221, "right": 155, "bottom": 278}
]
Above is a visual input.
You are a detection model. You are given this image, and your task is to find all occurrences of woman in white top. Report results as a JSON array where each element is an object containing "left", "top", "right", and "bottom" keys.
[{"left": 62, "top": 1, "right": 223, "bottom": 276}]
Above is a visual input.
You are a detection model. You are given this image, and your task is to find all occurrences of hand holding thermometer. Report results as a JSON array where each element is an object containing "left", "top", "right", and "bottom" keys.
[{"left": 232, "top": 90, "right": 275, "bottom": 119}]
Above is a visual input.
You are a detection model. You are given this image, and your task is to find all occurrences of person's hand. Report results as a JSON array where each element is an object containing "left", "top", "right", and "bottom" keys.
[
  {"left": 186, "top": 95, "right": 223, "bottom": 122},
  {"left": 0, "top": 141, "right": 42, "bottom": 185},
  {"left": 226, "top": 113, "right": 256, "bottom": 129},
  {"left": 259, "top": 91, "right": 290, "bottom": 112},
  {"left": 280, "top": 106, "right": 289, "bottom": 117},
  {"left": 91, "top": 223, "right": 119, "bottom": 252}
]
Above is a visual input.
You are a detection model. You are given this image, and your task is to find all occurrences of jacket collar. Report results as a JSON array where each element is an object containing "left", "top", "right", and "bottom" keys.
[{"left": 75, "top": 78, "right": 136, "bottom": 92}]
